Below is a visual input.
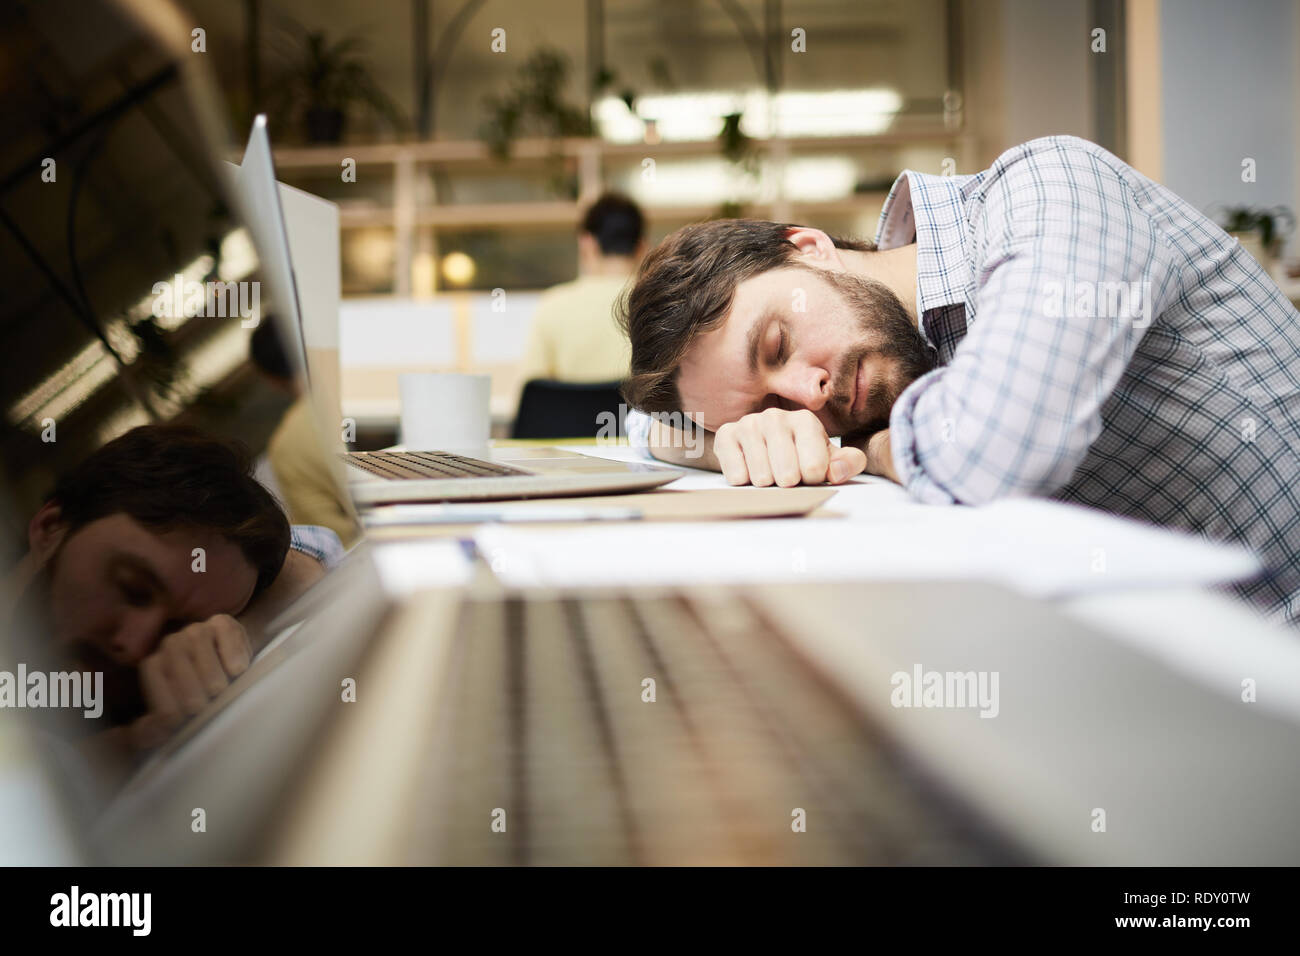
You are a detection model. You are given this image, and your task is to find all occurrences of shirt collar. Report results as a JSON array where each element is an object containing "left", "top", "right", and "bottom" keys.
[{"left": 874, "top": 170, "right": 974, "bottom": 317}]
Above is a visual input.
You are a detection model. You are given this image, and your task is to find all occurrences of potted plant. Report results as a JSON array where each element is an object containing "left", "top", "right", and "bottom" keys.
[
  {"left": 479, "top": 48, "right": 592, "bottom": 196},
  {"left": 480, "top": 49, "right": 591, "bottom": 156},
  {"left": 1219, "top": 205, "right": 1295, "bottom": 269},
  {"left": 271, "top": 29, "right": 404, "bottom": 144}
]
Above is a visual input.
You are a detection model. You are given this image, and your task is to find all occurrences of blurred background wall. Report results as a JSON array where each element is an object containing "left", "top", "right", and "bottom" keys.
[{"left": 1159, "top": 0, "right": 1296, "bottom": 220}]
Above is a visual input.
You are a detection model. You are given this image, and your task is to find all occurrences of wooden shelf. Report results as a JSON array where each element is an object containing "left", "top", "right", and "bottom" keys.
[
  {"left": 277, "top": 132, "right": 971, "bottom": 295},
  {"left": 334, "top": 194, "right": 892, "bottom": 230},
  {"left": 271, "top": 129, "right": 966, "bottom": 170}
]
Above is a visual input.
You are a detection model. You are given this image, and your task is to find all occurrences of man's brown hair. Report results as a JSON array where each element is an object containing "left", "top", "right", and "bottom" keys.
[
  {"left": 617, "top": 219, "right": 875, "bottom": 414},
  {"left": 49, "top": 424, "right": 291, "bottom": 597}
]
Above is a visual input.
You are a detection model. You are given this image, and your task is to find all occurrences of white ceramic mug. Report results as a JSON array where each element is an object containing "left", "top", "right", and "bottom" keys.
[{"left": 399, "top": 373, "right": 491, "bottom": 451}]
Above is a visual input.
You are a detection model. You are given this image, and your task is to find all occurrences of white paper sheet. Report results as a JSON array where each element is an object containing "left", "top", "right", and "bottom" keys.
[
  {"left": 474, "top": 496, "right": 1261, "bottom": 599},
  {"left": 370, "top": 539, "right": 475, "bottom": 595}
]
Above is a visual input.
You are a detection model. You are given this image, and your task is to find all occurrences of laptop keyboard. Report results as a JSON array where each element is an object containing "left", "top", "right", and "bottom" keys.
[
  {"left": 410, "top": 590, "right": 1022, "bottom": 865},
  {"left": 345, "top": 450, "right": 531, "bottom": 480}
]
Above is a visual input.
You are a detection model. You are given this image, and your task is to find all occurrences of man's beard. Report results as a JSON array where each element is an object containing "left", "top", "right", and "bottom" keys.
[{"left": 811, "top": 267, "right": 938, "bottom": 440}]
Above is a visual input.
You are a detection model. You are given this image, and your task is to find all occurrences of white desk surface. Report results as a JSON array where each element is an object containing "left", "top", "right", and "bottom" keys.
[{"left": 366, "top": 440, "right": 1300, "bottom": 726}]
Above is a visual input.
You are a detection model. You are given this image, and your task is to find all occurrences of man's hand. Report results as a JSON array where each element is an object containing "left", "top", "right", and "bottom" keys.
[
  {"left": 129, "top": 614, "right": 252, "bottom": 749},
  {"left": 714, "top": 408, "right": 868, "bottom": 487}
]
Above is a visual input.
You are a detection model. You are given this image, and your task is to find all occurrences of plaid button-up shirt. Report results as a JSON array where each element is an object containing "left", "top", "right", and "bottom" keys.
[
  {"left": 881, "top": 135, "right": 1300, "bottom": 624},
  {"left": 289, "top": 524, "right": 345, "bottom": 570}
]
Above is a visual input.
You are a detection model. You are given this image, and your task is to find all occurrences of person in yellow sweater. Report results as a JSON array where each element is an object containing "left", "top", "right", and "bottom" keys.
[
  {"left": 249, "top": 323, "right": 360, "bottom": 547},
  {"left": 520, "top": 193, "right": 646, "bottom": 383}
]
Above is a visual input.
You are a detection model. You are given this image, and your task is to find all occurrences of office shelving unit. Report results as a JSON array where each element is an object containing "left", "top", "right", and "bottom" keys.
[{"left": 272, "top": 127, "right": 975, "bottom": 296}]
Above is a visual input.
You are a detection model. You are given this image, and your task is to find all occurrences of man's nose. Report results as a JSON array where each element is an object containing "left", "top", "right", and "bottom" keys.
[
  {"left": 778, "top": 364, "right": 830, "bottom": 411},
  {"left": 109, "top": 607, "right": 170, "bottom": 664}
]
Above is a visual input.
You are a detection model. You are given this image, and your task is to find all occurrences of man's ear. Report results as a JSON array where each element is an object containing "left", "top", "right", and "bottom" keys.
[
  {"left": 28, "top": 501, "right": 68, "bottom": 563},
  {"left": 782, "top": 227, "right": 845, "bottom": 269}
]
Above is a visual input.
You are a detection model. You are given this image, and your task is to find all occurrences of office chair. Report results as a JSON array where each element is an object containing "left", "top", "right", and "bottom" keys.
[{"left": 511, "top": 379, "right": 626, "bottom": 440}]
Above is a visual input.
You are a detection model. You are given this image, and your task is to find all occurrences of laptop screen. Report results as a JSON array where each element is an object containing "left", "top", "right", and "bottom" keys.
[
  {"left": 0, "top": 1, "right": 284, "bottom": 521},
  {"left": 0, "top": 0, "right": 348, "bottom": 858}
]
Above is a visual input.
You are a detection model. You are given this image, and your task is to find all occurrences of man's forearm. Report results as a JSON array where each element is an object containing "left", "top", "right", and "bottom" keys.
[
  {"left": 238, "top": 548, "right": 327, "bottom": 651},
  {"left": 866, "top": 429, "right": 900, "bottom": 483},
  {"left": 847, "top": 429, "right": 900, "bottom": 484}
]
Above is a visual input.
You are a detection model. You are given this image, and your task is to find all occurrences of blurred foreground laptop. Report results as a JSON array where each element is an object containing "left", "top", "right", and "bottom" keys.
[
  {"left": 228, "top": 116, "right": 680, "bottom": 506},
  {"left": 3, "top": 0, "right": 1300, "bottom": 868}
]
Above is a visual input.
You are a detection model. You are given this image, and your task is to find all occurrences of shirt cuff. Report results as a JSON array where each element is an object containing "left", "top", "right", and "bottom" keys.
[
  {"left": 289, "top": 524, "right": 346, "bottom": 570},
  {"left": 625, "top": 407, "right": 655, "bottom": 460},
  {"left": 887, "top": 371, "right": 961, "bottom": 505}
]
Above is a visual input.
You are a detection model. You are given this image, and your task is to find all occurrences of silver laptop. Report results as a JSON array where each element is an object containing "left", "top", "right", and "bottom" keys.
[
  {"left": 8, "top": 0, "right": 1300, "bottom": 870},
  {"left": 231, "top": 117, "right": 681, "bottom": 505}
]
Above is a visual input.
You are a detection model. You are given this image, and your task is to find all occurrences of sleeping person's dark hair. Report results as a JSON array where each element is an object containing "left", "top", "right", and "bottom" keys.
[{"left": 49, "top": 424, "right": 290, "bottom": 597}]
